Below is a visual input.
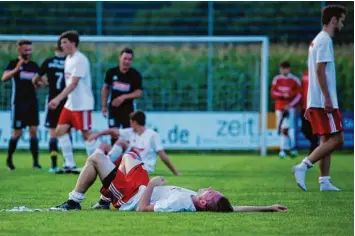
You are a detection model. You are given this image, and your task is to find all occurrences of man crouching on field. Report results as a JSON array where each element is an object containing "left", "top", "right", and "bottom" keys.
[{"left": 53, "top": 146, "right": 288, "bottom": 213}]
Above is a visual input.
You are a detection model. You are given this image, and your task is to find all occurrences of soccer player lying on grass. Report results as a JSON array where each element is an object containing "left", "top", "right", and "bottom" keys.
[{"left": 53, "top": 147, "right": 288, "bottom": 213}]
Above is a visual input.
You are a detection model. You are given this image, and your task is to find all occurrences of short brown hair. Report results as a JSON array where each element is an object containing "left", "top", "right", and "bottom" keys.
[
  {"left": 130, "top": 110, "right": 146, "bottom": 126},
  {"left": 120, "top": 48, "right": 134, "bottom": 57},
  {"left": 60, "top": 30, "right": 80, "bottom": 47},
  {"left": 55, "top": 39, "right": 63, "bottom": 52},
  {"left": 17, "top": 39, "right": 32, "bottom": 47},
  {"left": 279, "top": 61, "right": 291, "bottom": 68},
  {"left": 215, "top": 197, "right": 233, "bottom": 212},
  {"left": 322, "top": 5, "right": 347, "bottom": 25}
]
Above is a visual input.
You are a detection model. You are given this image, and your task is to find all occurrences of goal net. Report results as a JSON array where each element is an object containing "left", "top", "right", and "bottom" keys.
[{"left": 0, "top": 35, "right": 269, "bottom": 155}]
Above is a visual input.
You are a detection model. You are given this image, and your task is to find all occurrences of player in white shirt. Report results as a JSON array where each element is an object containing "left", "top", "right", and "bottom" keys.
[
  {"left": 53, "top": 145, "right": 288, "bottom": 213},
  {"left": 48, "top": 31, "right": 95, "bottom": 173},
  {"left": 86, "top": 110, "right": 180, "bottom": 175},
  {"left": 292, "top": 5, "right": 347, "bottom": 192}
]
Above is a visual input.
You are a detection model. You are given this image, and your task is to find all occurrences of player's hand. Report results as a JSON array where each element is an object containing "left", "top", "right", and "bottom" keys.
[
  {"left": 102, "top": 106, "right": 107, "bottom": 117},
  {"left": 87, "top": 133, "right": 99, "bottom": 142},
  {"left": 268, "top": 204, "right": 288, "bottom": 212},
  {"left": 282, "top": 106, "right": 289, "bottom": 112},
  {"left": 111, "top": 95, "right": 126, "bottom": 108},
  {"left": 15, "top": 58, "right": 25, "bottom": 71},
  {"left": 324, "top": 97, "right": 333, "bottom": 113},
  {"left": 149, "top": 176, "right": 167, "bottom": 187},
  {"left": 48, "top": 98, "right": 60, "bottom": 110}
]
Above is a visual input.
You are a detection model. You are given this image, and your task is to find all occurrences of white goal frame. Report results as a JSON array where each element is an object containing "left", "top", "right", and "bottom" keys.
[{"left": 0, "top": 35, "right": 269, "bottom": 156}]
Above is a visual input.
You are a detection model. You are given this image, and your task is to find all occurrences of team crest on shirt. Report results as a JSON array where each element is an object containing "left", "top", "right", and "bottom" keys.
[{"left": 113, "top": 75, "right": 118, "bottom": 81}]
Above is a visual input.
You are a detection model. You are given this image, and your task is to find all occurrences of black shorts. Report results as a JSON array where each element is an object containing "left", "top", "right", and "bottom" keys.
[
  {"left": 108, "top": 107, "right": 133, "bottom": 128},
  {"left": 11, "top": 102, "right": 39, "bottom": 129},
  {"left": 45, "top": 101, "right": 66, "bottom": 129}
]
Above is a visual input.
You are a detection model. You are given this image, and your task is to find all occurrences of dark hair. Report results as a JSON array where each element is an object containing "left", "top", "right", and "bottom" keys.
[
  {"left": 60, "top": 30, "right": 80, "bottom": 47},
  {"left": 215, "top": 197, "right": 233, "bottom": 212},
  {"left": 279, "top": 61, "right": 291, "bottom": 68},
  {"left": 130, "top": 110, "right": 145, "bottom": 126},
  {"left": 55, "top": 39, "right": 63, "bottom": 52},
  {"left": 17, "top": 39, "right": 32, "bottom": 47},
  {"left": 322, "top": 5, "right": 347, "bottom": 25},
  {"left": 120, "top": 48, "right": 134, "bottom": 57}
]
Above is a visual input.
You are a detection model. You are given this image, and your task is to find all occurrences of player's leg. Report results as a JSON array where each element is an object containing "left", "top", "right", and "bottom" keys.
[
  {"left": 7, "top": 105, "right": 24, "bottom": 170},
  {"left": 292, "top": 109, "right": 344, "bottom": 191},
  {"left": 48, "top": 128, "right": 59, "bottom": 171},
  {"left": 29, "top": 126, "right": 41, "bottom": 168},
  {"left": 55, "top": 150, "right": 117, "bottom": 210},
  {"left": 276, "top": 110, "right": 286, "bottom": 158},
  {"left": 301, "top": 109, "right": 319, "bottom": 154},
  {"left": 288, "top": 108, "right": 297, "bottom": 157},
  {"left": 108, "top": 139, "right": 130, "bottom": 166}
]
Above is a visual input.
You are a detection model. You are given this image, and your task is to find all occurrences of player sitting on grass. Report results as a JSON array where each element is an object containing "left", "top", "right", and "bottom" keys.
[
  {"left": 53, "top": 146, "right": 288, "bottom": 213},
  {"left": 86, "top": 110, "right": 180, "bottom": 176}
]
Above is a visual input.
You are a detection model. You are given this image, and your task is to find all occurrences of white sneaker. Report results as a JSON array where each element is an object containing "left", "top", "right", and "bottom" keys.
[
  {"left": 289, "top": 149, "right": 298, "bottom": 158},
  {"left": 279, "top": 150, "right": 286, "bottom": 159},
  {"left": 320, "top": 183, "right": 341, "bottom": 191},
  {"left": 292, "top": 164, "right": 308, "bottom": 191}
]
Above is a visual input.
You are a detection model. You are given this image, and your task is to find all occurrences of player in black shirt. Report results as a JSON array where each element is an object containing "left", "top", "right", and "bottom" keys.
[
  {"left": 101, "top": 48, "right": 143, "bottom": 144},
  {"left": 32, "top": 42, "right": 66, "bottom": 172},
  {"left": 1, "top": 39, "right": 41, "bottom": 170}
]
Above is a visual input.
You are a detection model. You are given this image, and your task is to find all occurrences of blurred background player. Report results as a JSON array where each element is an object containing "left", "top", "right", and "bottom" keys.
[
  {"left": 300, "top": 70, "right": 319, "bottom": 154},
  {"left": 33, "top": 40, "right": 67, "bottom": 172},
  {"left": 101, "top": 48, "right": 142, "bottom": 144},
  {"left": 271, "top": 61, "right": 302, "bottom": 158},
  {"left": 48, "top": 31, "right": 94, "bottom": 173},
  {"left": 53, "top": 148, "right": 288, "bottom": 213},
  {"left": 293, "top": 5, "right": 347, "bottom": 192},
  {"left": 1, "top": 39, "right": 41, "bottom": 170}
]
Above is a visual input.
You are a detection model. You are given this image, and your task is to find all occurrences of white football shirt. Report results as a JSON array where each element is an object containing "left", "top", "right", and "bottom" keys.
[
  {"left": 119, "top": 185, "right": 197, "bottom": 212},
  {"left": 119, "top": 128, "right": 164, "bottom": 173},
  {"left": 307, "top": 31, "right": 338, "bottom": 109},
  {"left": 64, "top": 50, "right": 94, "bottom": 111}
]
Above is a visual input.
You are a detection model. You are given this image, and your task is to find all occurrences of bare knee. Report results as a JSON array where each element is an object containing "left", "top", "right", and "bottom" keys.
[
  {"left": 12, "top": 129, "right": 22, "bottom": 139},
  {"left": 56, "top": 125, "right": 69, "bottom": 137},
  {"left": 29, "top": 126, "right": 37, "bottom": 137},
  {"left": 99, "top": 143, "right": 112, "bottom": 154},
  {"left": 335, "top": 133, "right": 344, "bottom": 147},
  {"left": 88, "top": 152, "right": 107, "bottom": 165}
]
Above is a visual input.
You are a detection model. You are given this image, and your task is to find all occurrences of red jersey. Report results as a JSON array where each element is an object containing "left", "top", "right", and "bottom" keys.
[
  {"left": 301, "top": 71, "right": 308, "bottom": 110},
  {"left": 271, "top": 73, "right": 302, "bottom": 110}
]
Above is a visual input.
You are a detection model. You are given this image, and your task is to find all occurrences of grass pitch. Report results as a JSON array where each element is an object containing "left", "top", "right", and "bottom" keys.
[{"left": 0, "top": 151, "right": 353, "bottom": 236}]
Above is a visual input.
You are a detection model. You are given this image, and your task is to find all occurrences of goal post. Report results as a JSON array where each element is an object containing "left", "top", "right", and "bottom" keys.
[{"left": 0, "top": 35, "right": 269, "bottom": 156}]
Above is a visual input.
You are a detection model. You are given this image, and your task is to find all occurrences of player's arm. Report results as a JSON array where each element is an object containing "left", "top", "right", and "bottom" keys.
[
  {"left": 158, "top": 150, "right": 181, "bottom": 176},
  {"left": 87, "top": 128, "right": 120, "bottom": 141},
  {"left": 233, "top": 205, "right": 288, "bottom": 212},
  {"left": 101, "top": 84, "right": 110, "bottom": 116},
  {"left": 286, "top": 77, "right": 302, "bottom": 109},
  {"left": 121, "top": 89, "right": 142, "bottom": 100},
  {"left": 48, "top": 76, "right": 79, "bottom": 109},
  {"left": 32, "top": 59, "right": 49, "bottom": 87},
  {"left": 120, "top": 70, "right": 143, "bottom": 100},
  {"left": 316, "top": 62, "right": 331, "bottom": 99},
  {"left": 270, "top": 77, "right": 286, "bottom": 100},
  {"left": 137, "top": 176, "right": 166, "bottom": 212},
  {"left": 1, "top": 59, "right": 24, "bottom": 82}
]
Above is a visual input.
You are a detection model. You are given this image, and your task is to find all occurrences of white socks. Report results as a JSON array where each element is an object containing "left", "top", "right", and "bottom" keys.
[
  {"left": 85, "top": 139, "right": 100, "bottom": 157},
  {"left": 300, "top": 157, "right": 314, "bottom": 169},
  {"left": 107, "top": 144, "right": 123, "bottom": 162},
  {"left": 58, "top": 134, "right": 76, "bottom": 168},
  {"left": 69, "top": 191, "right": 85, "bottom": 203},
  {"left": 319, "top": 176, "right": 331, "bottom": 184}
]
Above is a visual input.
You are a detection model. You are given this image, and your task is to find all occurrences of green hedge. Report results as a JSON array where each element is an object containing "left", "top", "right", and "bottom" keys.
[{"left": 0, "top": 42, "right": 353, "bottom": 112}]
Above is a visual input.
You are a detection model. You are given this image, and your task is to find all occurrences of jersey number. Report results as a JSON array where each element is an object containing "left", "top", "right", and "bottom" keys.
[{"left": 55, "top": 72, "right": 64, "bottom": 90}]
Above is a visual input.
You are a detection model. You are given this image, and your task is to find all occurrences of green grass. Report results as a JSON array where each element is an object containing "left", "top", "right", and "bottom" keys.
[{"left": 0, "top": 151, "right": 353, "bottom": 236}]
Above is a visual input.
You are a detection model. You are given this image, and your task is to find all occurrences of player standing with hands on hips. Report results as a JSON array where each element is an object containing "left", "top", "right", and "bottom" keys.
[
  {"left": 293, "top": 5, "right": 347, "bottom": 192},
  {"left": 101, "top": 48, "right": 142, "bottom": 144}
]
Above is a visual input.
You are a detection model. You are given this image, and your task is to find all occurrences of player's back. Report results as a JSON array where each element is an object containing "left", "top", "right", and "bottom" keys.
[
  {"left": 43, "top": 55, "right": 66, "bottom": 100},
  {"left": 307, "top": 31, "right": 338, "bottom": 109},
  {"left": 64, "top": 50, "right": 94, "bottom": 111}
]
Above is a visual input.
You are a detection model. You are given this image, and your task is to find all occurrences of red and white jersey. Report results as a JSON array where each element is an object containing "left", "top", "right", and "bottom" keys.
[
  {"left": 301, "top": 71, "right": 309, "bottom": 110},
  {"left": 119, "top": 128, "right": 164, "bottom": 173},
  {"left": 307, "top": 31, "right": 338, "bottom": 109},
  {"left": 271, "top": 73, "right": 302, "bottom": 110},
  {"left": 64, "top": 50, "right": 94, "bottom": 111}
]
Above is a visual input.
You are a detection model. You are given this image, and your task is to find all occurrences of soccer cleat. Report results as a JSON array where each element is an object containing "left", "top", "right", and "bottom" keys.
[
  {"left": 279, "top": 150, "right": 286, "bottom": 159},
  {"left": 52, "top": 200, "right": 81, "bottom": 211},
  {"left": 71, "top": 167, "right": 82, "bottom": 175},
  {"left": 33, "top": 163, "right": 42, "bottom": 169},
  {"left": 292, "top": 165, "right": 308, "bottom": 191},
  {"left": 289, "top": 149, "right": 298, "bottom": 158},
  {"left": 6, "top": 159, "right": 15, "bottom": 171},
  {"left": 320, "top": 183, "right": 341, "bottom": 191},
  {"left": 49, "top": 167, "right": 60, "bottom": 173},
  {"left": 56, "top": 166, "right": 76, "bottom": 174},
  {"left": 91, "top": 202, "right": 110, "bottom": 210}
]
